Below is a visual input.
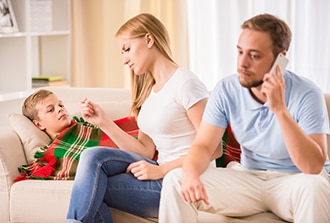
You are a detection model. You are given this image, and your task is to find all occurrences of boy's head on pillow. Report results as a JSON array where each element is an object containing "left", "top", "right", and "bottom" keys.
[{"left": 22, "top": 89, "right": 72, "bottom": 138}]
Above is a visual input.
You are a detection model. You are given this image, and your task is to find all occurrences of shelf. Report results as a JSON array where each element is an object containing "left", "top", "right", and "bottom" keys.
[
  {"left": 0, "top": 32, "right": 27, "bottom": 38},
  {"left": 0, "top": 0, "right": 71, "bottom": 101},
  {"left": 30, "top": 30, "right": 70, "bottom": 37},
  {"left": 0, "top": 90, "right": 32, "bottom": 102}
]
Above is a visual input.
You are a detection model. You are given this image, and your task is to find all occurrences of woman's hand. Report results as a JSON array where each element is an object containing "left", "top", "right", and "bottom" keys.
[
  {"left": 80, "top": 98, "right": 109, "bottom": 127},
  {"left": 126, "top": 160, "right": 164, "bottom": 180}
]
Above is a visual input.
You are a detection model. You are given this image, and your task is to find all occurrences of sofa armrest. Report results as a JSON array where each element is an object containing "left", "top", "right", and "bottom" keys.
[
  {"left": 0, "top": 127, "right": 27, "bottom": 181},
  {"left": 324, "top": 93, "right": 330, "bottom": 159},
  {"left": 0, "top": 126, "right": 27, "bottom": 222}
]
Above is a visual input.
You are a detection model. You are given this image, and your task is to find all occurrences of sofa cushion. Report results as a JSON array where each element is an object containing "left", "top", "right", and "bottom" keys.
[
  {"left": 9, "top": 113, "right": 51, "bottom": 163},
  {"left": 216, "top": 125, "right": 241, "bottom": 167},
  {"left": 10, "top": 180, "right": 73, "bottom": 223}
]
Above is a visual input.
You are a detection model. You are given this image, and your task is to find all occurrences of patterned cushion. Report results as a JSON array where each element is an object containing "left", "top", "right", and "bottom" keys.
[{"left": 216, "top": 125, "right": 241, "bottom": 167}]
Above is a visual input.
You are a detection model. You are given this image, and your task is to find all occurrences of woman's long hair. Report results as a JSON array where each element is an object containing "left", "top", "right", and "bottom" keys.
[{"left": 115, "top": 13, "right": 175, "bottom": 117}]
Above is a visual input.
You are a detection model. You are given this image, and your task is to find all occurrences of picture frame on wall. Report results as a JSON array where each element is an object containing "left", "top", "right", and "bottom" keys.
[{"left": 0, "top": 0, "right": 18, "bottom": 33}]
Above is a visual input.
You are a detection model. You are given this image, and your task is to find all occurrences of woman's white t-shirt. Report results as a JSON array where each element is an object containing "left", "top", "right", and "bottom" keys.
[{"left": 138, "top": 67, "right": 208, "bottom": 165}]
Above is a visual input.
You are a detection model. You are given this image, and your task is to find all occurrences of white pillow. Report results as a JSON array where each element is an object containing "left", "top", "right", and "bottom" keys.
[{"left": 9, "top": 113, "right": 51, "bottom": 163}]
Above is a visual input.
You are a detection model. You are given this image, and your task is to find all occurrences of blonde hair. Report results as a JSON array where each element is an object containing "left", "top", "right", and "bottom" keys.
[
  {"left": 22, "top": 89, "right": 53, "bottom": 121},
  {"left": 115, "top": 13, "right": 175, "bottom": 117}
]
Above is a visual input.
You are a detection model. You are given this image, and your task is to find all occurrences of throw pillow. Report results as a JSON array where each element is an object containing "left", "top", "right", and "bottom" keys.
[
  {"left": 216, "top": 125, "right": 241, "bottom": 167},
  {"left": 9, "top": 113, "right": 51, "bottom": 163}
]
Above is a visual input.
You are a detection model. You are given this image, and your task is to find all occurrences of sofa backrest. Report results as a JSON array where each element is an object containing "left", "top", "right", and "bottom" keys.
[
  {"left": 41, "top": 90, "right": 330, "bottom": 160},
  {"left": 324, "top": 93, "right": 330, "bottom": 159},
  {"left": 44, "top": 87, "right": 132, "bottom": 120},
  {"left": 1, "top": 87, "right": 330, "bottom": 158}
]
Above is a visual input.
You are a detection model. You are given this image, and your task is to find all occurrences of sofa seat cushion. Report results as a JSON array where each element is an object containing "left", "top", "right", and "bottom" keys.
[
  {"left": 10, "top": 181, "right": 158, "bottom": 223},
  {"left": 10, "top": 177, "right": 285, "bottom": 223},
  {"left": 10, "top": 180, "right": 73, "bottom": 223}
]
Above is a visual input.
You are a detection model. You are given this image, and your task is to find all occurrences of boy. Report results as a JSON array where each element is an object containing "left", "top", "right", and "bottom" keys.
[{"left": 15, "top": 89, "right": 137, "bottom": 181}]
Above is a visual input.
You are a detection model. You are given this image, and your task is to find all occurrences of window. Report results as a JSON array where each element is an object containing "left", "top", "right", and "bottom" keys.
[{"left": 187, "top": 0, "right": 330, "bottom": 92}]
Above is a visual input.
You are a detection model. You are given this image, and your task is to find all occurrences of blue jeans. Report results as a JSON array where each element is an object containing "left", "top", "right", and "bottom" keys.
[{"left": 66, "top": 147, "right": 162, "bottom": 223}]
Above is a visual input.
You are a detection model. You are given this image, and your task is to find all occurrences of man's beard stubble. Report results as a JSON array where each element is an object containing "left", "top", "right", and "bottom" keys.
[{"left": 237, "top": 68, "right": 264, "bottom": 88}]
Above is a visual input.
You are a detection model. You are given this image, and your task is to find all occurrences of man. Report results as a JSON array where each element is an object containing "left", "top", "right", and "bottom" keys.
[{"left": 159, "top": 13, "right": 330, "bottom": 222}]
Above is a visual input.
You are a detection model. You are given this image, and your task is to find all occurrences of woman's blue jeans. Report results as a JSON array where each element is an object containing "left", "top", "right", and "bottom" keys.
[{"left": 66, "top": 147, "right": 162, "bottom": 223}]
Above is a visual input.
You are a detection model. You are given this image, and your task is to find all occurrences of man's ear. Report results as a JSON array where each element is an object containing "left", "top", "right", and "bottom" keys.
[
  {"left": 33, "top": 120, "right": 45, "bottom": 131},
  {"left": 145, "top": 33, "right": 154, "bottom": 48},
  {"left": 280, "top": 50, "right": 287, "bottom": 56}
]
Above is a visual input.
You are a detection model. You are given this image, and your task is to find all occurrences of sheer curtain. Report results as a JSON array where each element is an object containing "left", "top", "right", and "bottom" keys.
[{"left": 187, "top": 0, "right": 330, "bottom": 92}]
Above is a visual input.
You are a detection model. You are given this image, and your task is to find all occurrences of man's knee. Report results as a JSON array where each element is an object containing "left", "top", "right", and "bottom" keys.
[
  {"left": 292, "top": 173, "right": 330, "bottom": 200},
  {"left": 163, "top": 168, "right": 183, "bottom": 190}
]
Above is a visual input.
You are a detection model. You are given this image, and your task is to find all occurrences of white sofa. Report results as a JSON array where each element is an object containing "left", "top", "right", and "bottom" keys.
[{"left": 1, "top": 87, "right": 329, "bottom": 223}]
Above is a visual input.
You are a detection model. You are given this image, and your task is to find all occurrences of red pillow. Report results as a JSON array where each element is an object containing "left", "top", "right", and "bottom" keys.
[{"left": 216, "top": 125, "right": 241, "bottom": 167}]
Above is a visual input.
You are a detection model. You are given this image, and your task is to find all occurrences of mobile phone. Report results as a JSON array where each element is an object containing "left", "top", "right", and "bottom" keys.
[{"left": 269, "top": 53, "right": 289, "bottom": 75}]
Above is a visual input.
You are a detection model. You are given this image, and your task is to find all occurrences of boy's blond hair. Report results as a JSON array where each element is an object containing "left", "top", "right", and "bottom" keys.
[{"left": 22, "top": 89, "right": 53, "bottom": 121}]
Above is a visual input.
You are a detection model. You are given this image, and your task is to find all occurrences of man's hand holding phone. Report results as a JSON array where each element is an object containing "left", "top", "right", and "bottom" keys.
[
  {"left": 269, "top": 53, "right": 289, "bottom": 75},
  {"left": 264, "top": 53, "right": 289, "bottom": 112}
]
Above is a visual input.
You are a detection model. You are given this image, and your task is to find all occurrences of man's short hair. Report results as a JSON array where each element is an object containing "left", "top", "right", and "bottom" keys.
[{"left": 241, "top": 13, "right": 292, "bottom": 57}]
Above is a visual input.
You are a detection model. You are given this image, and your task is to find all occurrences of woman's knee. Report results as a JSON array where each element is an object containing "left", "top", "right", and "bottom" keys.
[{"left": 78, "top": 147, "right": 113, "bottom": 168}]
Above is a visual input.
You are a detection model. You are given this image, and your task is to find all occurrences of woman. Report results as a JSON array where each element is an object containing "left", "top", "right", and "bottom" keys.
[{"left": 66, "top": 13, "right": 217, "bottom": 223}]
